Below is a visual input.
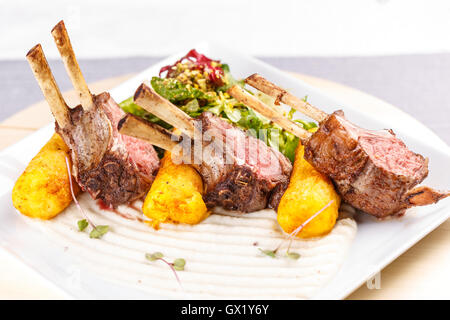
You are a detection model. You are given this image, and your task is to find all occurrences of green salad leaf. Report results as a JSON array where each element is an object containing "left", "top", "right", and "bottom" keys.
[
  {"left": 216, "top": 64, "right": 245, "bottom": 92},
  {"left": 118, "top": 58, "right": 317, "bottom": 163},
  {"left": 120, "top": 96, "right": 171, "bottom": 129},
  {"left": 151, "top": 77, "right": 214, "bottom": 103}
]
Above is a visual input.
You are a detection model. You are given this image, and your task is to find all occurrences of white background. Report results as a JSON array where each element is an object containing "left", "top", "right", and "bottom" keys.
[{"left": 1, "top": 0, "right": 450, "bottom": 59}]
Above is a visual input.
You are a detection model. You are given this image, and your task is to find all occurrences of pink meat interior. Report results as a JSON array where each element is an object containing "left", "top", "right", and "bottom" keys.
[
  {"left": 121, "top": 135, "right": 158, "bottom": 178},
  {"left": 99, "top": 94, "right": 159, "bottom": 178},
  {"left": 201, "top": 112, "right": 285, "bottom": 180},
  {"left": 338, "top": 115, "right": 425, "bottom": 178},
  {"left": 359, "top": 134, "right": 425, "bottom": 177}
]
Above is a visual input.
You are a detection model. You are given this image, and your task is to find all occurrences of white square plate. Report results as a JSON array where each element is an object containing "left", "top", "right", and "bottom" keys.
[{"left": 1, "top": 42, "right": 449, "bottom": 299}]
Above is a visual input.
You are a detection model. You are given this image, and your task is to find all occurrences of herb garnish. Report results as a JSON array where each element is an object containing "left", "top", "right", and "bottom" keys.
[
  {"left": 66, "top": 157, "right": 109, "bottom": 239},
  {"left": 145, "top": 252, "right": 186, "bottom": 289},
  {"left": 119, "top": 50, "right": 317, "bottom": 163},
  {"left": 173, "top": 258, "right": 186, "bottom": 271},
  {"left": 77, "top": 219, "right": 88, "bottom": 231},
  {"left": 286, "top": 252, "right": 301, "bottom": 260},
  {"left": 258, "top": 248, "right": 277, "bottom": 258},
  {"left": 258, "top": 200, "right": 335, "bottom": 259},
  {"left": 146, "top": 252, "right": 164, "bottom": 261},
  {"left": 89, "top": 225, "right": 109, "bottom": 239},
  {"left": 76, "top": 217, "right": 109, "bottom": 239}
]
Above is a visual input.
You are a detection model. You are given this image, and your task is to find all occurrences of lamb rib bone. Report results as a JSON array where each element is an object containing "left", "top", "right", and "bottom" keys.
[
  {"left": 123, "top": 84, "right": 293, "bottom": 212},
  {"left": 26, "top": 44, "right": 70, "bottom": 128},
  {"left": 25, "top": 21, "right": 160, "bottom": 207},
  {"left": 134, "top": 82, "right": 199, "bottom": 139},
  {"left": 51, "top": 20, "right": 94, "bottom": 111},
  {"left": 132, "top": 82, "right": 222, "bottom": 166},
  {"left": 118, "top": 114, "right": 180, "bottom": 153},
  {"left": 230, "top": 78, "right": 450, "bottom": 217},
  {"left": 245, "top": 73, "right": 328, "bottom": 122},
  {"left": 227, "top": 85, "right": 311, "bottom": 142}
]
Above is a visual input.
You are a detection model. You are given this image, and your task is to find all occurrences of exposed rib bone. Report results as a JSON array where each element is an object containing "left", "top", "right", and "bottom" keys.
[
  {"left": 245, "top": 73, "right": 328, "bottom": 122},
  {"left": 26, "top": 44, "right": 70, "bottom": 128},
  {"left": 405, "top": 186, "right": 450, "bottom": 207},
  {"left": 133, "top": 81, "right": 198, "bottom": 138},
  {"left": 51, "top": 20, "right": 94, "bottom": 111},
  {"left": 228, "top": 85, "right": 311, "bottom": 142},
  {"left": 118, "top": 114, "right": 180, "bottom": 152}
]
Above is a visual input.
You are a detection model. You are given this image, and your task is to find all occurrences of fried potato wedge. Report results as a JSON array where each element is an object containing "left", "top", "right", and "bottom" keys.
[
  {"left": 12, "top": 133, "right": 79, "bottom": 219},
  {"left": 143, "top": 151, "right": 209, "bottom": 227},
  {"left": 277, "top": 142, "right": 340, "bottom": 238}
]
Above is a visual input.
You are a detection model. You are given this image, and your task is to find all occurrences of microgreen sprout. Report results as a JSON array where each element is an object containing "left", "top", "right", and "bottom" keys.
[
  {"left": 258, "top": 248, "right": 277, "bottom": 258},
  {"left": 286, "top": 252, "right": 301, "bottom": 260},
  {"left": 258, "top": 200, "right": 334, "bottom": 260},
  {"left": 145, "top": 252, "right": 186, "bottom": 289},
  {"left": 89, "top": 225, "right": 109, "bottom": 239},
  {"left": 145, "top": 252, "right": 164, "bottom": 261},
  {"left": 173, "top": 258, "right": 186, "bottom": 271},
  {"left": 77, "top": 219, "right": 88, "bottom": 231},
  {"left": 66, "top": 157, "right": 109, "bottom": 239}
]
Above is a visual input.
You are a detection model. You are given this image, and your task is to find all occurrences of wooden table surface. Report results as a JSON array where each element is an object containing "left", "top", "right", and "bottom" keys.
[{"left": 1, "top": 73, "right": 448, "bottom": 300}]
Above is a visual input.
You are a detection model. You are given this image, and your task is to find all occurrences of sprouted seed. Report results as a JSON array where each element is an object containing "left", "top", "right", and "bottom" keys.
[
  {"left": 145, "top": 252, "right": 186, "bottom": 289},
  {"left": 258, "top": 200, "right": 334, "bottom": 259}
]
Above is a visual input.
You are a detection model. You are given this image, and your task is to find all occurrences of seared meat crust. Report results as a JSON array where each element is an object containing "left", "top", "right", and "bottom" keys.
[{"left": 304, "top": 111, "right": 429, "bottom": 217}]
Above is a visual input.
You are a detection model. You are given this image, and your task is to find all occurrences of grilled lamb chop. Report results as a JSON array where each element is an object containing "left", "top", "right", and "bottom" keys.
[
  {"left": 55, "top": 92, "right": 159, "bottom": 206},
  {"left": 118, "top": 83, "right": 292, "bottom": 212},
  {"left": 26, "top": 21, "right": 159, "bottom": 207},
  {"left": 304, "top": 110, "right": 431, "bottom": 217},
  {"left": 229, "top": 75, "right": 449, "bottom": 218},
  {"left": 193, "top": 112, "right": 292, "bottom": 211}
]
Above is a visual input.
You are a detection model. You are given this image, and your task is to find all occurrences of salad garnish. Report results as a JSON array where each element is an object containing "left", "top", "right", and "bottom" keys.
[
  {"left": 159, "top": 49, "right": 224, "bottom": 87},
  {"left": 120, "top": 49, "right": 317, "bottom": 162}
]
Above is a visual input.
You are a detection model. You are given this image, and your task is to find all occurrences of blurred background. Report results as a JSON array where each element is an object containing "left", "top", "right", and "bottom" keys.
[{"left": 1, "top": 0, "right": 449, "bottom": 143}]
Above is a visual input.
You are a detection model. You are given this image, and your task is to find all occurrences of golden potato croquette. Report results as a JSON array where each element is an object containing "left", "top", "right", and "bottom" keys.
[
  {"left": 277, "top": 142, "right": 340, "bottom": 238},
  {"left": 12, "top": 133, "right": 79, "bottom": 219},
  {"left": 142, "top": 151, "right": 209, "bottom": 227}
]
